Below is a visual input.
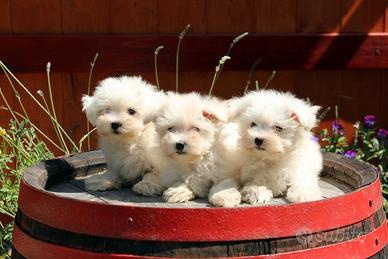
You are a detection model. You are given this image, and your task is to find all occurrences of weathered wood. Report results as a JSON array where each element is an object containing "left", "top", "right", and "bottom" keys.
[
  {"left": 47, "top": 176, "right": 351, "bottom": 208},
  {"left": 1, "top": 34, "right": 388, "bottom": 73}
]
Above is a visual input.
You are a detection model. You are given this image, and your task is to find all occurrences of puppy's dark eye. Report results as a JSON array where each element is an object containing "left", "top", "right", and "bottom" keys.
[
  {"left": 128, "top": 108, "right": 136, "bottom": 115},
  {"left": 274, "top": 125, "right": 283, "bottom": 132},
  {"left": 251, "top": 122, "right": 257, "bottom": 128},
  {"left": 192, "top": 127, "right": 200, "bottom": 132},
  {"left": 168, "top": 127, "right": 175, "bottom": 132}
]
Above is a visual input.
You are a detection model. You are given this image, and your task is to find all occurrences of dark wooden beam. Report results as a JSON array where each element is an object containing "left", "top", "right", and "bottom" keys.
[{"left": 0, "top": 33, "right": 387, "bottom": 72}]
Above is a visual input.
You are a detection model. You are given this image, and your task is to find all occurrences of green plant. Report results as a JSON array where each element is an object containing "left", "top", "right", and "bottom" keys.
[
  {"left": 0, "top": 120, "right": 53, "bottom": 256},
  {"left": 320, "top": 113, "right": 388, "bottom": 214},
  {"left": 0, "top": 58, "right": 97, "bottom": 257}
]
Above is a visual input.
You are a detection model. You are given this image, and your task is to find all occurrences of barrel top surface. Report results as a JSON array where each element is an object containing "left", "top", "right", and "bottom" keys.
[
  {"left": 47, "top": 175, "right": 352, "bottom": 208},
  {"left": 17, "top": 150, "right": 383, "bottom": 241}
]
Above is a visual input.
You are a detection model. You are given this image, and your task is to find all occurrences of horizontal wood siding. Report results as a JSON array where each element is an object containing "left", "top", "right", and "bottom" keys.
[{"left": 0, "top": 0, "right": 387, "bottom": 153}]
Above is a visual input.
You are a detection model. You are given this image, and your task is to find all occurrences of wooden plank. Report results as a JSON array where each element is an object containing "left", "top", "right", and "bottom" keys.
[
  {"left": 49, "top": 176, "right": 349, "bottom": 208},
  {"left": 296, "top": 0, "right": 341, "bottom": 32},
  {"left": 10, "top": 0, "right": 61, "bottom": 33},
  {"left": 1, "top": 34, "right": 388, "bottom": 72},
  {"left": 386, "top": 2, "right": 388, "bottom": 32},
  {"left": 252, "top": 70, "right": 297, "bottom": 93},
  {"left": 61, "top": 0, "right": 110, "bottom": 33},
  {"left": 11, "top": 73, "right": 65, "bottom": 154},
  {"left": 381, "top": 73, "right": 388, "bottom": 128},
  {"left": 206, "top": 0, "right": 254, "bottom": 33},
  {"left": 339, "top": 70, "right": 382, "bottom": 125},
  {"left": 62, "top": 72, "right": 107, "bottom": 151},
  {"left": 295, "top": 70, "right": 341, "bottom": 118},
  {"left": 254, "top": 0, "right": 296, "bottom": 33},
  {"left": 110, "top": 0, "right": 158, "bottom": 33},
  {"left": 0, "top": 0, "right": 11, "bottom": 33},
  {"left": 0, "top": 74, "right": 15, "bottom": 128},
  {"left": 341, "top": 0, "right": 386, "bottom": 33},
  {"left": 158, "top": 0, "right": 206, "bottom": 33}
]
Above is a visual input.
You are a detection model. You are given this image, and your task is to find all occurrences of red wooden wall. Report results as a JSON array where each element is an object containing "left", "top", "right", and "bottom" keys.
[{"left": 0, "top": 0, "right": 387, "bottom": 154}]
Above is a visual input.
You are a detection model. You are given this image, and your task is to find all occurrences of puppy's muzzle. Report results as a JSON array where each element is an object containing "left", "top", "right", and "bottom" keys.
[
  {"left": 111, "top": 122, "right": 122, "bottom": 134},
  {"left": 255, "top": 137, "right": 265, "bottom": 150},
  {"left": 175, "top": 142, "right": 187, "bottom": 154}
]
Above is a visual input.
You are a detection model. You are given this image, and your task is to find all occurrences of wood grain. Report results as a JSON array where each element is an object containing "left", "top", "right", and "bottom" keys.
[
  {"left": 296, "top": 0, "right": 341, "bottom": 32},
  {"left": 207, "top": 0, "right": 254, "bottom": 33},
  {"left": 381, "top": 73, "right": 388, "bottom": 128},
  {"left": 254, "top": 0, "right": 296, "bottom": 33},
  {"left": 1, "top": 34, "right": 388, "bottom": 73},
  {"left": 12, "top": 73, "right": 65, "bottom": 153},
  {"left": 10, "top": 0, "right": 61, "bottom": 33},
  {"left": 0, "top": 74, "right": 15, "bottom": 128},
  {"left": 158, "top": 0, "right": 206, "bottom": 33},
  {"left": 0, "top": 0, "right": 11, "bottom": 32},
  {"left": 61, "top": 0, "right": 110, "bottom": 33},
  {"left": 110, "top": 0, "right": 158, "bottom": 33},
  {"left": 339, "top": 70, "right": 383, "bottom": 125},
  {"left": 341, "top": 0, "right": 386, "bottom": 32}
]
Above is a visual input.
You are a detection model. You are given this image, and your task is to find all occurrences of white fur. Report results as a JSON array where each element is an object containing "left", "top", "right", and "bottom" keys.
[
  {"left": 82, "top": 76, "right": 165, "bottom": 191},
  {"left": 132, "top": 92, "right": 226, "bottom": 203},
  {"left": 210, "top": 90, "right": 323, "bottom": 206}
]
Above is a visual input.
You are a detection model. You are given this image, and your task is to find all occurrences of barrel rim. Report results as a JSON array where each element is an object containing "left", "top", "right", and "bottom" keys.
[{"left": 17, "top": 150, "right": 383, "bottom": 241}]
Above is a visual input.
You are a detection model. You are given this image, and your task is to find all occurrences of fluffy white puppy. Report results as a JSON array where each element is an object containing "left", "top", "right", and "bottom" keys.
[
  {"left": 82, "top": 76, "right": 164, "bottom": 191},
  {"left": 210, "top": 90, "right": 322, "bottom": 207},
  {"left": 132, "top": 92, "right": 227, "bottom": 203}
]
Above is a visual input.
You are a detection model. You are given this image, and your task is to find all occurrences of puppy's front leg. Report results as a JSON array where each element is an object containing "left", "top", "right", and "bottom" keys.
[
  {"left": 209, "top": 178, "right": 241, "bottom": 207},
  {"left": 85, "top": 170, "right": 121, "bottom": 191},
  {"left": 241, "top": 184, "right": 273, "bottom": 205},
  {"left": 132, "top": 171, "right": 165, "bottom": 197},
  {"left": 187, "top": 174, "right": 212, "bottom": 198},
  {"left": 286, "top": 175, "right": 322, "bottom": 203},
  {"left": 163, "top": 182, "right": 195, "bottom": 203}
]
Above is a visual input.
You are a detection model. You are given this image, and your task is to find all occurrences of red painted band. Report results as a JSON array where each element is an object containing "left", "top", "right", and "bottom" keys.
[
  {"left": 12, "top": 220, "right": 388, "bottom": 258},
  {"left": 18, "top": 175, "right": 383, "bottom": 241},
  {"left": 12, "top": 226, "right": 139, "bottom": 259}
]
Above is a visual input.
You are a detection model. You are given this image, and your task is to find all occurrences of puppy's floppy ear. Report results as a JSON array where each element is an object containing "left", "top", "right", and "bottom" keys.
[
  {"left": 202, "top": 108, "right": 228, "bottom": 123},
  {"left": 226, "top": 97, "right": 246, "bottom": 121},
  {"left": 290, "top": 105, "right": 321, "bottom": 131},
  {"left": 82, "top": 95, "right": 97, "bottom": 126},
  {"left": 143, "top": 91, "right": 166, "bottom": 124},
  {"left": 153, "top": 115, "right": 170, "bottom": 133}
]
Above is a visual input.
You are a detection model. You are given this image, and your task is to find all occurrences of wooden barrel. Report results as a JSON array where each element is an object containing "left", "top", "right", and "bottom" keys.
[{"left": 12, "top": 150, "right": 388, "bottom": 258}]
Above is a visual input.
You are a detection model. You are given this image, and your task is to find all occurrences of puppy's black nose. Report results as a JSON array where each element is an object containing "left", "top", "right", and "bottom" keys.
[
  {"left": 175, "top": 142, "right": 186, "bottom": 151},
  {"left": 111, "top": 122, "right": 122, "bottom": 130},
  {"left": 255, "top": 137, "right": 264, "bottom": 146}
]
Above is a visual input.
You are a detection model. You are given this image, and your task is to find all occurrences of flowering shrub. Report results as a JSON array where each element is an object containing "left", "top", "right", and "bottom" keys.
[
  {"left": 320, "top": 115, "right": 388, "bottom": 213},
  {"left": 0, "top": 120, "right": 53, "bottom": 255}
]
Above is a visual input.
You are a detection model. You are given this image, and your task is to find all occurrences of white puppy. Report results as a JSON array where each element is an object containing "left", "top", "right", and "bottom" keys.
[
  {"left": 132, "top": 92, "right": 227, "bottom": 203},
  {"left": 82, "top": 76, "right": 164, "bottom": 191},
  {"left": 210, "top": 90, "right": 322, "bottom": 207}
]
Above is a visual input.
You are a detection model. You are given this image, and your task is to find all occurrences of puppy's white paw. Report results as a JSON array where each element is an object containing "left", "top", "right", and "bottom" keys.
[
  {"left": 85, "top": 175, "right": 120, "bottom": 191},
  {"left": 209, "top": 189, "right": 241, "bottom": 207},
  {"left": 132, "top": 181, "right": 164, "bottom": 197},
  {"left": 241, "top": 185, "right": 273, "bottom": 204},
  {"left": 286, "top": 186, "right": 322, "bottom": 203},
  {"left": 163, "top": 186, "right": 194, "bottom": 203}
]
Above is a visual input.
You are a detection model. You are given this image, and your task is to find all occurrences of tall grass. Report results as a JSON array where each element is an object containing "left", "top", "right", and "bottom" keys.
[{"left": 0, "top": 57, "right": 97, "bottom": 257}]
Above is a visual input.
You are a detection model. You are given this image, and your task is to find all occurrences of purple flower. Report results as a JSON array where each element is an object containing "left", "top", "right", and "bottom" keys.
[
  {"left": 364, "top": 115, "right": 375, "bottom": 128},
  {"left": 332, "top": 121, "right": 344, "bottom": 136},
  {"left": 344, "top": 150, "right": 357, "bottom": 158},
  {"left": 377, "top": 129, "right": 388, "bottom": 139}
]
